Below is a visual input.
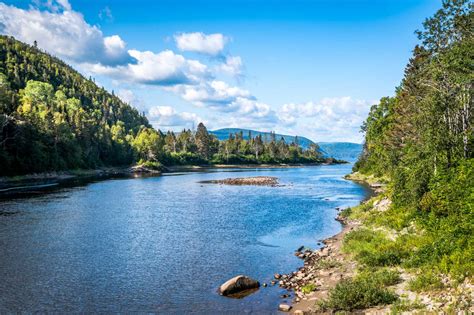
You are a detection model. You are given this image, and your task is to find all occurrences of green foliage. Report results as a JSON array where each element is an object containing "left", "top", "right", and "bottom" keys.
[
  {"left": 319, "top": 271, "right": 398, "bottom": 311},
  {"left": 357, "top": 268, "right": 402, "bottom": 287},
  {"left": 352, "top": 0, "right": 474, "bottom": 282},
  {"left": 339, "top": 207, "right": 352, "bottom": 218},
  {"left": 0, "top": 36, "right": 148, "bottom": 175},
  {"left": 301, "top": 283, "right": 317, "bottom": 294},
  {"left": 138, "top": 160, "right": 163, "bottom": 171},
  {"left": 343, "top": 229, "right": 408, "bottom": 267},
  {"left": 407, "top": 271, "right": 444, "bottom": 292},
  {"left": 390, "top": 299, "right": 425, "bottom": 314}
]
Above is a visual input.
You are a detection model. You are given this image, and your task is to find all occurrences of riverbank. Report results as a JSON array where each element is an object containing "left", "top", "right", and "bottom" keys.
[{"left": 282, "top": 172, "right": 473, "bottom": 314}]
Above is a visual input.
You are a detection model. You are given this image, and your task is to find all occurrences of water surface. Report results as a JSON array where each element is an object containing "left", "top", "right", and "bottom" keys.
[{"left": 0, "top": 164, "right": 370, "bottom": 313}]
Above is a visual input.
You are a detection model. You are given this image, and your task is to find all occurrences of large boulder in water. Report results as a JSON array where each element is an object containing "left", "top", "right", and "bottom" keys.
[{"left": 219, "top": 275, "right": 260, "bottom": 296}]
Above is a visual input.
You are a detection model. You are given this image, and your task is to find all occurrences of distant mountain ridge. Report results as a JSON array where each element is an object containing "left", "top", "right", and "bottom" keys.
[
  {"left": 210, "top": 128, "right": 363, "bottom": 162},
  {"left": 317, "top": 142, "right": 363, "bottom": 162},
  {"left": 210, "top": 128, "right": 316, "bottom": 149}
]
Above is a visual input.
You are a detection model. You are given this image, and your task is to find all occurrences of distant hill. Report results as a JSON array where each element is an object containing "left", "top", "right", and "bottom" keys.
[
  {"left": 317, "top": 142, "right": 363, "bottom": 162},
  {"left": 210, "top": 128, "right": 363, "bottom": 162},
  {"left": 210, "top": 128, "right": 316, "bottom": 149}
]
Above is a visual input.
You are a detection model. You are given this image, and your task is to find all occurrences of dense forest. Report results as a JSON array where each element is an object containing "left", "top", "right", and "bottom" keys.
[
  {"left": 0, "top": 36, "right": 326, "bottom": 176},
  {"left": 353, "top": 0, "right": 472, "bottom": 281}
]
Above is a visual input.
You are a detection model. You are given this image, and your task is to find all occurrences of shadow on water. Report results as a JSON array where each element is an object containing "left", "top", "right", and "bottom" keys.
[
  {"left": 0, "top": 173, "right": 157, "bottom": 200},
  {"left": 0, "top": 165, "right": 305, "bottom": 200}
]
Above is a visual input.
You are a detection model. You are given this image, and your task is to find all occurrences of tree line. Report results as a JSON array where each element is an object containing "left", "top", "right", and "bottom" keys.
[
  {"left": 354, "top": 0, "right": 473, "bottom": 278},
  {"left": 0, "top": 35, "right": 327, "bottom": 176}
]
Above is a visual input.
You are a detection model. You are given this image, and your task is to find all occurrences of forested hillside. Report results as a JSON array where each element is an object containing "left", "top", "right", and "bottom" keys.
[
  {"left": 0, "top": 35, "right": 149, "bottom": 175},
  {"left": 353, "top": 0, "right": 472, "bottom": 283},
  {"left": 0, "top": 36, "right": 328, "bottom": 176}
]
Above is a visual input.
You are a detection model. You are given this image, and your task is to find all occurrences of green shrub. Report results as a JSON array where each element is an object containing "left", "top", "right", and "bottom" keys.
[
  {"left": 343, "top": 229, "right": 408, "bottom": 267},
  {"left": 390, "top": 299, "right": 425, "bottom": 314},
  {"left": 339, "top": 207, "right": 352, "bottom": 218},
  {"left": 407, "top": 271, "right": 444, "bottom": 292},
  {"left": 301, "top": 283, "right": 317, "bottom": 294},
  {"left": 319, "top": 276, "right": 398, "bottom": 311},
  {"left": 358, "top": 268, "right": 401, "bottom": 286},
  {"left": 140, "top": 160, "right": 162, "bottom": 170}
]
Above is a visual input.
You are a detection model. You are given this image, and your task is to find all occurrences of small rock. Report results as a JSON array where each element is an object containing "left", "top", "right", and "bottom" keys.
[
  {"left": 281, "top": 294, "right": 290, "bottom": 298},
  {"left": 278, "top": 304, "right": 292, "bottom": 312},
  {"left": 274, "top": 273, "right": 282, "bottom": 279},
  {"left": 294, "top": 311, "right": 304, "bottom": 315},
  {"left": 262, "top": 283, "right": 267, "bottom": 287}
]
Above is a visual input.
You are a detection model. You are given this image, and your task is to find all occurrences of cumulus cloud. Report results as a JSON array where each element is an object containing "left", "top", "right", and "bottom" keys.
[
  {"left": 148, "top": 106, "right": 203, "bottom": 128},
  {"left": 278, "top": 97, "right": 375, "bottom": 142},
  {"left": 86, "top": 50, "right": 210, "bottom": 86},
  {"left": 168, "top": 80, "right": 279, "bottom": 126},
  {"left": 216, "top": 55, "right": 243, "bottom": 77},
  {"left": 174, "top": 32, "right": 227, "bottom": 56},
  {"left": 0, "top": 2, "right": 132, "bottom": 66}
]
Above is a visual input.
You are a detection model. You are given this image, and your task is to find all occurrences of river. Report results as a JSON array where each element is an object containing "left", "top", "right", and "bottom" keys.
[{"left": 0, "top": 164, "right": 370, "bottom": 313}]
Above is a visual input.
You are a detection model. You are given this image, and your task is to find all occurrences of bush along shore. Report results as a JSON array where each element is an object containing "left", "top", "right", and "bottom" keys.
[{"left": 276, "top": 172, "right": 473, "bottom": 314}]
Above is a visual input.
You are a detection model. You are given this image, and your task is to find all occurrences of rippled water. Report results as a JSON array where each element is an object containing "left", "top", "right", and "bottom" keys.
[{"left": 0, "top": 164, "right": 370, "bottom": 313}]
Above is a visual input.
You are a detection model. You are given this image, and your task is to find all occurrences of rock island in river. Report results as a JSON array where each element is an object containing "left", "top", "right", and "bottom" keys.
[{"left": 199, "top": 176, "right": 279, "bottom": 186}]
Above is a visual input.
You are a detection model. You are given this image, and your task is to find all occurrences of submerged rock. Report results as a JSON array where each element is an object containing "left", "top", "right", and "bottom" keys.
[{"left": 219, "top": 275, "right": 260, "bottom": 297}]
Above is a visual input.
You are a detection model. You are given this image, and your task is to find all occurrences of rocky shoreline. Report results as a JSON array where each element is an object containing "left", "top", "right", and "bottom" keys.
[
  {"left": 274, "top": 173, "right": 474, "bottom": 314},
  {"left": 275, "top": 215, "right": 360, "bottom": 314}
]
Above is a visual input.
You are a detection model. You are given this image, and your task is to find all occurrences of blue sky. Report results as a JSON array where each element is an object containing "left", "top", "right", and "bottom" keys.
[{"left": 0, "top": 0, "right": 441, "bottom": 142}]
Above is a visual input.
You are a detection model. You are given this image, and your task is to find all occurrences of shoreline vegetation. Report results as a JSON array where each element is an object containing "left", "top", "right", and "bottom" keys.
[{"left": 281, "top": 172, "right": 472, "bottom": 314}]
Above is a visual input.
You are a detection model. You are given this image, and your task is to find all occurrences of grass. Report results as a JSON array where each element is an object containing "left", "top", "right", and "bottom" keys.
[
  {"left": 390, "top": 298, "right": 425, "bottom": 314},
  {"left": 357, "top": 268, "right": 402, "bottom": 286},
  {"left": 301, "top": 283, "right": 317, "bottom": 294},
  {"left": 318, "top": 270, "right": 399, "bottom": 311},
  {"left": 343, "top": 228, "right": 408, "bottom": 267},
  {"left": 407, "top": 271, "right": 444, "bottom": 292}
]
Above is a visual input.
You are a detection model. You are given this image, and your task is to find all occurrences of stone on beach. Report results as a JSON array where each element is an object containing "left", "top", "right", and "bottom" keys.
[
  {"left": 279, "top": 304, "right": 292, "bottom": 312},
  {"left": 219, "top": 275, "right": 260, "bottom": 296}
]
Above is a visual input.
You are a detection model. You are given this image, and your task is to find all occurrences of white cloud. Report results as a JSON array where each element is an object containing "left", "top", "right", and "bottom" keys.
[
  {"left": 148, "top": 106, "right": 203, "bottom": 128},
  {"left": 216, "top": 55, "right": 243, "bottom": 77},
  {"left": 168, "top": 80, "right": 279, "bottom": 127},
  {"left": 87, "top": 50, "right": 210, "bottom": 86},
  {"left": 0, "top": 2, "right": 132, "bottom": 66},
  {"left": 278, "top": 97, "right": 375, "bottom": 142},
  {"left": 174, "top": 32, "right": 227, "bottom": 56}
]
